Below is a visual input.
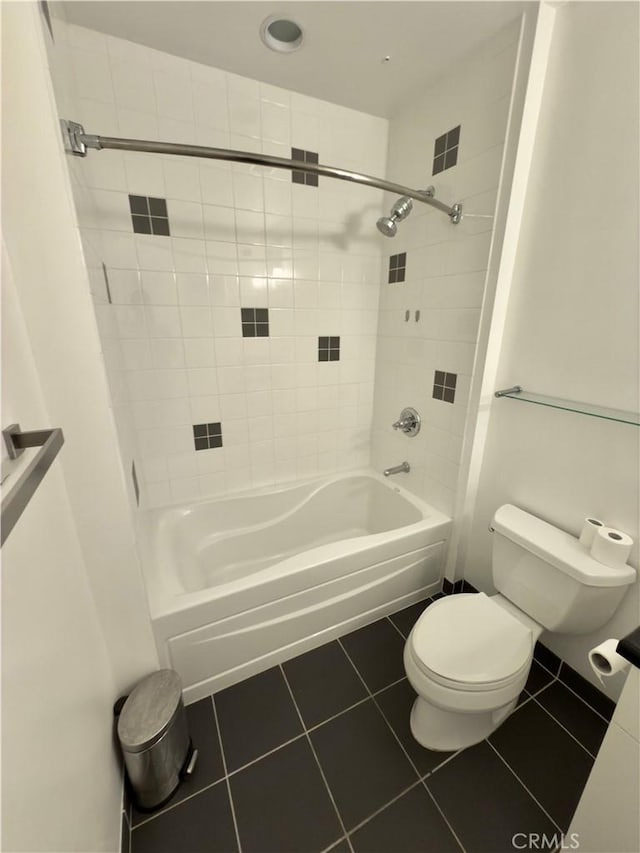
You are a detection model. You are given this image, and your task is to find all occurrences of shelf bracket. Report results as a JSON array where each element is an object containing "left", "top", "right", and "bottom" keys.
[{"left": 495, "top": 386, "right": 522, "bottom": 398}]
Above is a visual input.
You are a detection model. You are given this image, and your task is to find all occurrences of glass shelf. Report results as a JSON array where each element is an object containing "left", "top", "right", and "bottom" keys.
[{"left": 494, "top": 387, "right": 640, "bottom": 426}]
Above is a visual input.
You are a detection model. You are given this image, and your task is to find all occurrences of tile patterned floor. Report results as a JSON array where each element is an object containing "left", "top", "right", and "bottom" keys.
[{"left": 124, "top": 594, "right": 614, "bottom": 853}]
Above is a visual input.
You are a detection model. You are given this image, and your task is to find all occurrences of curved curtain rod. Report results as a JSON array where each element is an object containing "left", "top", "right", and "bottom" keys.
[{"left": 61, "top": 119, "right": 462, "bottom": 223}]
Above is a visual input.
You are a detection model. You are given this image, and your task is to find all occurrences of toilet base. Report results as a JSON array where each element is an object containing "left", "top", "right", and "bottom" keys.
[{"left": 409, "top": 695, "right": 517, "bottom": 752}]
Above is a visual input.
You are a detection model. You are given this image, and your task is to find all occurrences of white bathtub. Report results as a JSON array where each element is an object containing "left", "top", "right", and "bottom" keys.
[{"left": 137, "top": 471, "right": 452, "bottom": 702}]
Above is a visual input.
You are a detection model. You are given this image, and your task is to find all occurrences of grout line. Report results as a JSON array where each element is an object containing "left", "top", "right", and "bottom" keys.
[
  {"left": 486, "top": 740, "right": 563, "bottom": 833},
  {"left": 131, "top": 777, "right": 226, "bottom": 830},
  {"left": 421, "top": 782, "right": 467, "bottom": 853},
  {"left": 386, "top": 615, "right": 409, "bottom": 641},
  {"left": 554, "top": 673, "right": 613, "bottom": 725},
  {"left": 532, "top": 697, "right": 598, "bottom": 760},
  {"left": 421, "top": 747, "right": 464, "bottom": 779},
  {"left": 344, "top": 778, "right": 424, "bottom": 838},
  {"left": 226, "top": 731, "right": 308, "bottom": 778},
  {"left": 211, "top": 695, "right": 243, "bottom": 853},
  {"left": 279, "top": 664, "right": 355, "bottom": 853},
  {"left": 321, "top": 836, "right": 349, "bottom": 853}
]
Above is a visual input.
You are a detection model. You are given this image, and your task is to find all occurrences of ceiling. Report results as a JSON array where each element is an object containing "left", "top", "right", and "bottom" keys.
[{"left": 57, "top": 1, "right": 532, "bottom": 118}]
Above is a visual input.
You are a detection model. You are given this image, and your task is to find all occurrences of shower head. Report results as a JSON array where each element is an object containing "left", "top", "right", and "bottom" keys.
[{"left": 376, "top": 195, "right": 413, "bottom": 237}]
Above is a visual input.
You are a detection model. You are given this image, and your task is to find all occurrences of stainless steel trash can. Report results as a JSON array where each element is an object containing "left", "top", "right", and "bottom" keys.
[{"left": 117, "top": 669, "right": 195, "bottom": 810}]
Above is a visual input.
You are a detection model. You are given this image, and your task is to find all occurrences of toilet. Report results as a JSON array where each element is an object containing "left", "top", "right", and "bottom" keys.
[{"left": 404, "top": 504, "right": 636, "bottom": 751}]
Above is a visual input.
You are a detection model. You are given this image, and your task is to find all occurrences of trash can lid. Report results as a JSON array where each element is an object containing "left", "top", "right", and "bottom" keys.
[{"left": 118, "top": 669, "right": 183, "bottom": 753}]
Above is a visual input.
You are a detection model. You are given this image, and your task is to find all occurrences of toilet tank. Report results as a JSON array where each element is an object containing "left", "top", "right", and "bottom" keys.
[{"left": 491, "top": 505, "right": 636, "bottom": 634}]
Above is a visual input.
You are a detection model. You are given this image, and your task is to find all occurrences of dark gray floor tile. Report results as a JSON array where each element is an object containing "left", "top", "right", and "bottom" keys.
[
  {"left": 533, "top": 643, "right": 561, "bottom": 676},
  {"left": 131, "top": 780, "right": 237, "bottom": 853},
  {"left": 131, "top": 698, "right": 226, "bottom": 825},
  {"left": 283, "top": 641, "right": 367, "bottom": 728},
  {"left": 490, "top": 698, "right": 594, "bottom": 828},
  {"left": 427, "top": 741, "right": 557, "bottom": 853},
  {"left": 340, "top": 618, "right": 406, "bottom": 692},
  {"left": 310, "top": 699, "right": 418, "bottom": 830},
  {"left": 215, "top": 666, "right": 303, "bottom": 771},
  {"left": 374, "top": 679, "right": 455, "bottom": 776},
  {"left": 121, "top": 811, "right": 130, "bottom": 853},
  {"left": 230, "top": 737, "right": 342, "bottom": 853},
  {"left": 559, "top": 663, "right": 615, "bottom": 720},
  {"left": 388, "top": 599, "right": 432, "bottom": 639},
  {"left": 536, "top": 681, "right": 609, "bottom": 755},
  {"left": 351, "top": 784, "right": 460, "bottom": 852},
  {"left": 328, "top": 842, "right": 350, "bottom": 853},
  {"left": 524, "top": 660, "right": 556, "bottom": 695}
]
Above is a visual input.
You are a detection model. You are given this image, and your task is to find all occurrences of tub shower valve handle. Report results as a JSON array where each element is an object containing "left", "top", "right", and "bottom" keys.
[
  {"left": 384, "top": 462, "right": 410, "bottom": 477},
  {"left": 392, "top": 407, "right": 421, "bottom": 437}
]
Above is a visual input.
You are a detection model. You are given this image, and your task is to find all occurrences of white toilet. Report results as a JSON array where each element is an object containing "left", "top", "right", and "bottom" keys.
[{"left": 404, "top": 504, "right": 636, "bottom": 751}]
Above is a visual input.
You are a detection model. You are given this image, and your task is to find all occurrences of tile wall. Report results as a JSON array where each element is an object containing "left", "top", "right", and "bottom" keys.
[
  {"left": 371, "top": 20, "right": 521, "bottom": 515},
  {"left": 49, "top": 19, "right": 388, "bottom": 507}
]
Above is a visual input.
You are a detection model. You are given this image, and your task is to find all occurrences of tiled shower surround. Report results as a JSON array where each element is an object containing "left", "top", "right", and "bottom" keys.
[{"left": 49, "top": 16, "right": 520, "bottom": 513}]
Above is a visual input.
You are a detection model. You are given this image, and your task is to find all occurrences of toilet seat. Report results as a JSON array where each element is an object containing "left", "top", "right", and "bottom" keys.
[{"left": 410, "top": 593, "right": 534, "bottom": 691}]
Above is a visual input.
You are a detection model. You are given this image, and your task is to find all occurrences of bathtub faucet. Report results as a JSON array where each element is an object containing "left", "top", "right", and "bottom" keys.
[{"left": 384, "top": 461, "right": 410, "bottom": 477}]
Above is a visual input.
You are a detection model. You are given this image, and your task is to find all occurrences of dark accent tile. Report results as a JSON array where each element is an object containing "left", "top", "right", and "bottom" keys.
[
  {"left": 283, "top": 641, "right": 367, "bottom": 728},
  {"left": 444, "top": 372, "right": 457, "bottom": 388},
  {"left": 131, "top": 461, "right": 140, "bottom": 507},
  {"left": 292, "top": 171, "right": 305, "bottom": 184},
  {"left": 443, "top": 387, "right": 455, "bottom": 404},
  {"left": 396, "top": 268, "right": 406, "bottom": 283},
  {"left": 121, "top": 811, "right": 130, "bottom": 853},
  {"left": 432, "top": 155, "right": 445, "bottom": 175},
  {"left": 388, "top": 598, "right": 432, "bottom": 639},
  {"left": 254, "top": 309, "right": 267, "bottom": 322},
  {"left": 536, "top": 681, "right": 609, "bottom": 755},
  {"left": 559, "top": 663, "right": 616, "bottom": 720},
  {"left": 193, "top": 424, "right": 207, "bottom": 437},
  {"left": 427, "top": 741, "right": 557, "bottom": 853},
  {"left": 215, "top": 666, "right": 303, "bottom": 772},
  {"left": 524, "top": 660, "right": 556, "bottom": 695},
  {"left": 329, "top": 349, "right": 339, "bottom": 361},
  {"left": 351, "top": 784, "right": 459, "bottom": 853},
  {"left": 310, "top": 699, "right": 418, "bottom": 830},
  {"left": 151, "top": 217, "right": 170, "bottom": 236},
  {"left": 131, "top": 215, "right": 152, "bottom": 234},
  {"left": 319, "top": 336, "right": 329, "bottom": 347},
  {"left": 434, "top": 134, "right": 447, "bottom": 157},
  {"left": 444, "top": 148, "right": 458, "bottom": 169},
  {"left": 131, "top": 780, "right": 237, "bottom": 853},
  {"left": 209, "top": 435, "right": 223, "bottom": 448},
  {"left": 447, "top": 125, "right": 461, "bottom": 147},
  {"left": 305, "top": 151, "right": 319, "bottom": 164},
  {"left": 375, "top": 679, "right": 455, "bottom": 776},
  {"left": 398, "top": 252, "right": 407, "bottom": 266},
  {"left": 341, "top": 618, "right": 406, "bottom": 692},
  {"left": 148, "top": 197, "right": 168, "bottom": 216},
  {"left": 256, "top": 323, "right": 269, "bottom": 337},
  {"left": 207, "top": 422, "right": 222, "bottom": 435},
  {"left": 242, "top": 323, "right": 256, "bottom": 337},
  {"left": 533, "top": 643, "right": 562, "bottom": 676},
  {"left": 230, "top": 737, "right": 342, "bottom": 853},
  {"left": 241, "top": 308, "right": 254, "bottom": 322},
  {"left": 434, "top": 370, "right": 445, "bottom": 384},
  {"left": 194, "top": 437, "right": 208, "bottom": 451},
  {"left": 329, "top": 336, "right": 340, "bottom": 347},
  {"left": 319, "top": 350, "right": 329, "bottom": 362},
  {"left": 490, "top": 699, "right": 594, "bottom": 829},
  {"left": 292, "top": 147, "right": 305, "bottom": 160},
  {"left": 129, "top": 195, "right": 148, "bottom": 215},
  {"left": 306, "top": 173, "right": 319, "bottom": 187},
  {"left": 388, "top": 268, "right": 398, "bottom": 284},
  {"left": 442, "top": 578, "right": 454, "bottom": 594}
]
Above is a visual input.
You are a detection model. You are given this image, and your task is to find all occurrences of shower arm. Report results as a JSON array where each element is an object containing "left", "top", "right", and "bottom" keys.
[{"left": 61, "top": 120, "right": 462, "bottom": 223}]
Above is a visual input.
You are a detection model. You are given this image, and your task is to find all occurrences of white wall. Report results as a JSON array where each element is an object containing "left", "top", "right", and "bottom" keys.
[
  {"left": 48, "top": 18, "right": 388, "bottom": 507},
  {"left": 371, "top": 20, "right": 522, "bottom": 515},
  {"left": 1, "top": 4, "right": 161, "bottom": 846},
  {"left": 463, "top": 1, "right": 639, "bottom": 700}
]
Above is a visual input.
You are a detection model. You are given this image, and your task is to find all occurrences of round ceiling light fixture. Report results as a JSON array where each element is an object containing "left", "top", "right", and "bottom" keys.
[{"left": 260, "top": 16, "right": 304, "bottom": 53}]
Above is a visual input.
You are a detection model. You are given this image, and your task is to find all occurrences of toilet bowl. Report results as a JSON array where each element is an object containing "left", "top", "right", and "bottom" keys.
[
  {"left": 403, "top": 504, "right": 636, "bottom": 752},
  {"left": 404, "top": 592, "right": 541, "bottom": 751}
]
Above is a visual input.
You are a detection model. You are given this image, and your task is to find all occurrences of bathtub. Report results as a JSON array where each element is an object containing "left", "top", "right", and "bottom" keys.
[{"left": 137, "top": 471, "right": 452, "bottom": 702}]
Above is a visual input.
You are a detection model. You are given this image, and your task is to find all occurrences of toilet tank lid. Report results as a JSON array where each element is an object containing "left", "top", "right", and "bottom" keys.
[{"left": 492, "top": 504, "right": 636, "bottom": 588}]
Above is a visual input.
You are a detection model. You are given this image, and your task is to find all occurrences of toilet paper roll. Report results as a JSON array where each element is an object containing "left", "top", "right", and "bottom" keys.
[
  {"left": 589, "top": 639, "right": 630, "bottom": 683},
  {"left": 590, "top": 526, "right": 634, "bottom": 567},
  {"left": 579, "top": 517, "right": 605, "bottom": 547}
]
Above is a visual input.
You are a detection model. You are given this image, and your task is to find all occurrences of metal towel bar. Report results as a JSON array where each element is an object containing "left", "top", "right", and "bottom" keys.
[{"left": 1, "top": 424, "right": 65, "bottom": 546}]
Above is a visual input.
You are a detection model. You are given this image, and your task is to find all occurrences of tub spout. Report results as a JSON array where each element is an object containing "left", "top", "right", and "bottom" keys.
[{"left": 384, "top": 461, "right": 410, "bottom": 477}]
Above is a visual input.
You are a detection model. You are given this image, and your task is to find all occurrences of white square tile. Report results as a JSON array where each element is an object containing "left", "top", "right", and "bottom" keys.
[
  {"left": 200, "top": 165, "right": 234, "bottom": 207},
  {"left": 108, "top": 269, "right": 141, "bottom": 304},
  {"left": 219, "top": 394, "right": 248, "bottom": 420},
  {"left": 124, "top": 152, "right": 165, "bottom": 197},
  {"left": 120, "top": 339, "right": 153, "bottom": 370},
  {"left": 196, "top": 447, "right": 226, "bottom": 474},
  {"left": 117, "top": 107, "right": 160, "bottom": 141},
  {"left": 154, "top": 70, "right": 195, "bottom": 122},
  {"left": 239, "top": 276, "right": 269, "bottom": 307},
  {"left": 176, "top": 273, "right": 209, "bottom": 305},
  {"left": 190, "top": 395, "right": 221, "bottom": 423},
  {"left": 170, "top": 477, "right": 201, "bottom": 503},
  {"left": 210, "top": 275, "right": 240, "bottom": 307},
  {"left": 168, "top": 200, "right": 204, "bottom": 240},
  {"left": 111, "top": 60, "right": 156, "bottom": 112},
  {"left": 151, "top": 338, "right": 186, "bottom": 368},
  {"left": 233, "top": 173, "right": 264, "bottom": 211},
  {"left": 163, "top": 158, "right": 202, "bottom": 202},
  {"left": 235, "top": 210, "right": 266, "bottom": 245},
  {"left": 145, "top": 306, "right": 182, "bottom": 337},
  {"left": 261, "top": 101, "right": 291, "bottom": 144},
  {"left": 167, "top": 452, "right": 199, "bottom": 480},
  {"left": 215, "top": 337, "right": 243, "bottom": 366},
  {"left": 184, "top": 338, "right": 216, "bottom": 367},
  {"left": 101, "top": 232, "right": 138, "bottom": 269},
  {"left": 192, "top": 79, "right": 229, "bottom": 130},
  {"left": 199, "top": 473, "right": 227, "bottom": 498},
  {"left": 228, "top": 94, "right": 261, "bottom": 138},
  {"left": 218, "top": 366, "right": 246, "bottom": 394},
  {"left": 140, "top": 271, "right": 177, "bottom": 305},
  {"left": 244, "top": 365, "right": 271, "bottom": 392},
  {"left": 212, "top": 306, "right": 240, "bottom": 337},
  {"left": 171, "top": 238, "right": 208, "bottom": 273},
  {"left": 136, "top": 235, "right": 174, "bottom": 272},
  {"left": 115, "top": 305, "right": 147, "bottom": 338},
  {"left": 71, "top": 46, "right": 114, "bottom": 103},
  {"left": 265, "top": 214, "right": 293, "bottom": 248},
  {"left": 155, "top": 398, "right": 191, "bottom": 427},
  {"left": 187, "top": 367, "right": 218, "bottom": 397},
  {"left": 206, "top": 240, "right": 238, "bottom": 275},
  {"left": 242, "top": 338, "right": 270, "bottom": 365},
  {"left": 203, "top": 204, "right": 236, "bottom": 243},
  {"left": 246, "top": 390, "right": 273, "bottom": 417},
  {"left": 268, "top": 278, "right": 294, "bottom": 308},
  {"left": 180, "top": 306, "right": 213, "bottom": 337},
  {"left": 264, "top": 179, "right": 292, "bottom": 215}
]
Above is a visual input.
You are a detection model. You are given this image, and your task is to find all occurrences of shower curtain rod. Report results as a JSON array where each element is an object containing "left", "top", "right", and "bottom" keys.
[{"left": 61, "top": 120, "right": 462, "bottom": 224}]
